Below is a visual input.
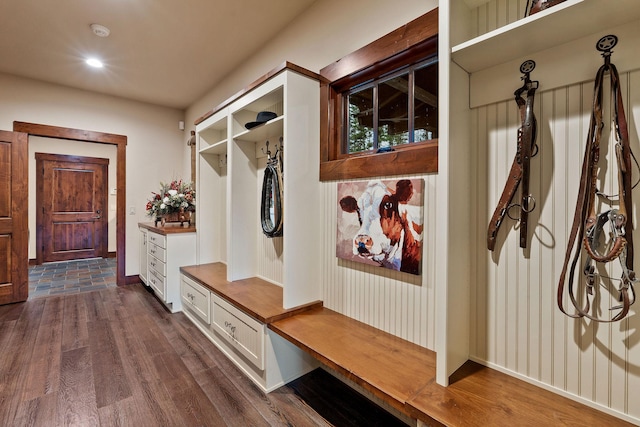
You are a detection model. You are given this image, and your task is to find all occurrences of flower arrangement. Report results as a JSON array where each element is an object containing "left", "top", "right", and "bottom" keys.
[{"left": 146, "top": 179, "right": 196, "bottom": 218}]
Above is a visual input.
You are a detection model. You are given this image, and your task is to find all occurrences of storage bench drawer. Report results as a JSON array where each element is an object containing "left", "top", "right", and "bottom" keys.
[
  {"left": 212, "top": 295, "right": 265, "bottom": 371},
  {"left": 148, "top": 268, "right": 166, "bottom": 299},
  {"left": 148, "top": 242, "right": 166, "bottom": 262},
  {"left": 181, "top": 275, "right": 210, "bottom": 324},
  {"left": 147, "top": 231, "right": 166, "bottom": 248}
]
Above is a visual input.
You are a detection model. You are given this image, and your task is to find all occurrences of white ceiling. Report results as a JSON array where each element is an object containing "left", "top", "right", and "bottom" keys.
[{"left": 0, "top": 0, "right": 317, "bottom": 109}]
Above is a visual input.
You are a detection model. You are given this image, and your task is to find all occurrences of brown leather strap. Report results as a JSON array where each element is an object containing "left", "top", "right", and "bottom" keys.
[
  {"left": 487, "top": 71, "right": 537, "bottom": 251},
  {"left": 557, "top": 50, "right": 635, "bottom": 322}
]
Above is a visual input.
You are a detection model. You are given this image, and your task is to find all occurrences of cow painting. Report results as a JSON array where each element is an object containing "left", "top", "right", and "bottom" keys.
[{"left": 337, "top": 179, "right": 424, "bottom": 275}]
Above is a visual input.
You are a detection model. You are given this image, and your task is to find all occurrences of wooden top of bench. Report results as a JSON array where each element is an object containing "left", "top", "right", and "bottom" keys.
[
  {"left": 269, "top": 306, "right": 436, "bottom": 416},
  {"left": 270, "top": 307, "right": 634, "bottom": 426},
  {"left": 179, "top": 262, "right": 322, "bottom": 324}
]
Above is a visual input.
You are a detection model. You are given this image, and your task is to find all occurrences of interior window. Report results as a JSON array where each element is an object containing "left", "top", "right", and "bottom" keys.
[
  {"left": 319, "top": 8, "right": 439, "bottom": 181},
  {"left": 345, "top": 57, "right": 438, "bottom": 154}
]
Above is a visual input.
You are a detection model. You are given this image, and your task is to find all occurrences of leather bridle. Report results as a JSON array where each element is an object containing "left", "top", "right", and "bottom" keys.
[
  {"left": 557, "top": 35, "right": 636, "bottom": 322},
  {"left": 487, "top": 60, "right": 539, "bottom": 251},
  {"left": 260, "top": 138, "right": 284, "bottom": 238}
]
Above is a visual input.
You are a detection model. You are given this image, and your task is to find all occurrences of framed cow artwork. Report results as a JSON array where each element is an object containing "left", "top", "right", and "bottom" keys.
[{"left": 337, "top": 178, "right": 424, "bottom": 275}]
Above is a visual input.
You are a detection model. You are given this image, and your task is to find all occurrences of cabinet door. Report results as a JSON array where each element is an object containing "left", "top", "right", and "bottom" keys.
[{"left": 139, "top": 228, "right": 148, "bottom": 284}]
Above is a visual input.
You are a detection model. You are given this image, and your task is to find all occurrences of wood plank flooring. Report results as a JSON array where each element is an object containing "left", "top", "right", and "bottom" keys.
[{"left": 0, "top": 283, "right": 402, "bottom": 427}]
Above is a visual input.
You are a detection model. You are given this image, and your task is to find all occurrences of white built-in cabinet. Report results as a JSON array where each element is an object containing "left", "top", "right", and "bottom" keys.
[
  {"left": 139, "top": 227, "right": 148, "bottom": 285},
  {"left": 138, "top": 223, "right": 196, "bottom": 313},
  {"left": 439, "top": 0, "right": 640, "bottom": 422},
  {"left": 195, "top": 64, "right": 321, "bottom": 309},
  {"left": 184, "top": 64, "right": 323, "bottom": 392}
]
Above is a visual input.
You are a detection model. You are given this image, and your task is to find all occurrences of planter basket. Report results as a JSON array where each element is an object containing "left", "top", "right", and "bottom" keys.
[{"left": 155, "top": 209, "right": 192, "bottom": 227}]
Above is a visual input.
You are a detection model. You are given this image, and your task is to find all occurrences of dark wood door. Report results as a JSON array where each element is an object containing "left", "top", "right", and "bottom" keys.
[
  {"left": 0, "top": 131, "right": 28, "bottom": 304},
  {"left": 36, "top": 153, "right": 108, "bottom": 263}
]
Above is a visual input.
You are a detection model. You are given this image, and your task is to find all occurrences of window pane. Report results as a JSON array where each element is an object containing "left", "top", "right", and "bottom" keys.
[
  {"left": 379, "top": 73, "right": 409, "bottom": 147},
  {"left": 414, "top": 62, "right": 438, "bottom": 142},
  {"left": 347, "top": 87, "right": 375, "bottom": 153}
]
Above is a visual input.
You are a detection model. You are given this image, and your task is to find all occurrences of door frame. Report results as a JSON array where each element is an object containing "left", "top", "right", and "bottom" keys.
[
  {"left": 35, "top": 153, "right": 109, "bottom": 264},
  {"left": 13, "top": 121, "right": 128, "bottom": 286}
]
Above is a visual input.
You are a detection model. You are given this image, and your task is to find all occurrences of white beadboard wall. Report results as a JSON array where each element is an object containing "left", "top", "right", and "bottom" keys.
[
  {"left": 465, "top": 0, "right": 639, "bottom": 422},
  {"left": 471, "top": 66, "right": 640, "bottom": 423},
  {"left": 319, "top": 176, "right": 438, "bottom": 349}
]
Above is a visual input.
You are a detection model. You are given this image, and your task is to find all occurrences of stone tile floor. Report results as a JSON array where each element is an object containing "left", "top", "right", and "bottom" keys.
[{"left": 28, "top": 257, "right": 117, "bottom": 299}]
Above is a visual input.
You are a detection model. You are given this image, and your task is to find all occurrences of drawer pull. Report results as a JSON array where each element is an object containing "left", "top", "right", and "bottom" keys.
[{"left": 224, "top": 321, "right": 237, "bottom": 340}]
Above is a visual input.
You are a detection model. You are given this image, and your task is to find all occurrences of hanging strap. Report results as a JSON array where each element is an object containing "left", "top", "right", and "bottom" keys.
[
  {"left": 487, "top": 60, "right": 539, "bottom": 251},
  {"left": 557, "top": 35, "right": 636, "bottom": 322}
]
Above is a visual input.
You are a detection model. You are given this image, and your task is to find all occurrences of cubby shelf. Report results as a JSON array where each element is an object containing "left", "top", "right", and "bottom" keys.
[
  {"left": 199, "top": 139, "right": 227, "bottom": 155},
  {"left": 452, "top": 0, "right": 640, "bottom": 73},
  {"left": 232, "top": 115, "right": 283, "bottom": 143}
]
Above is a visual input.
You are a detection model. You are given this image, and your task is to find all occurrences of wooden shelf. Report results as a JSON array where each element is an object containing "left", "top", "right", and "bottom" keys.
[
  {"left": 452, "top": 0, "right": 640, "bottom": 73},
  {"left": 199, "top": 139, "right": 227, "bottom": 155},
  {"left": 232, "top": 115, "right": 283, "bottom": 143},
  {"left": 180, "top": 262, "right": 322, "bottom": 324}
]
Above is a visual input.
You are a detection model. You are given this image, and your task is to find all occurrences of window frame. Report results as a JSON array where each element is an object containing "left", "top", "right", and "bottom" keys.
[{"left": 319, "top": 8, "right": 439, "bottom": 181}]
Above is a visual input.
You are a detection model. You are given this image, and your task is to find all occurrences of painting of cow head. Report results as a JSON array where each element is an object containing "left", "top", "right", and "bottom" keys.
[{"left": 337, "top": 178, "right": 424, "bottom": 275}]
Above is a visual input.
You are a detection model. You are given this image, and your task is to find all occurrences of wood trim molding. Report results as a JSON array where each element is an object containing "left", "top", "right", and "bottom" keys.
[
  {"left": 13, "top": 121, "right": 128, "bottom": 286},
  {"left": 319, "top": 8, "right": 439, "bottom": 181}
]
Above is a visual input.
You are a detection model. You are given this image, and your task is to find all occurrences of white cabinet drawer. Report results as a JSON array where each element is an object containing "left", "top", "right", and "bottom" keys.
[
  {"left": 181, "top": 275, "right": 210, "bottom": 324},
  {"left": 212, "top": 295, "right": 265, "bottom": 371},
  {"left": 148, "top": 242, "right": 166, "bottom": 262},
  {"left": 148, "top": 231, "right": 166, "bottom": 248},
  {"left": 148, "top": 256, "right": 166, "bottom": 277},
  {"left": 148, "top": 268, "right": 166, "bottom": 299}
]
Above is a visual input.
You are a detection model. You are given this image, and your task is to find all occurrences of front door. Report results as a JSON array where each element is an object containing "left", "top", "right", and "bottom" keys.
[
  {"left": 0, "top": 131, "right": 28, "bottom": 304},
  {"left": 36, "top": 153, "right": 108, "bottom": 263}
]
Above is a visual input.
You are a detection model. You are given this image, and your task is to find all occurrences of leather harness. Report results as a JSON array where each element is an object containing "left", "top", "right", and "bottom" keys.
[
  {"left": 557, "top": 35, "right": 636, "bottom": 322},
  {"left": 260, "top": 138, "right": 284, "bottom": 238},
  {"left": 487, "top": 60, "right": 538, "bottom": 251}
]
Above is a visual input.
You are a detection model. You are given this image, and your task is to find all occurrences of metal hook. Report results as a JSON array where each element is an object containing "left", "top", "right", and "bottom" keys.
[
  {"left": 596, "top": 34, "right": 617, "bottom": 66},
  {"left": 261, "top": 140, "right": 272, "bottom": 158}
]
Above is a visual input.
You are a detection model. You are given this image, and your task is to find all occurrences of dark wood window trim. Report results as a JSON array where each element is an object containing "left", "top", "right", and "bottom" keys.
[
  {"left": 319, "top": 8, "right": 438, "bottom": 181},
  {"left": 12, "top": 121, "right": 129, "bottom": 286}
]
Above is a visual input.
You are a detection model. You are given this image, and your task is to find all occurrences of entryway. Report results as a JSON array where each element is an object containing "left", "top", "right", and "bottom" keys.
[{"left": 28, "top": 258, "right": 117, "bottom": 299}]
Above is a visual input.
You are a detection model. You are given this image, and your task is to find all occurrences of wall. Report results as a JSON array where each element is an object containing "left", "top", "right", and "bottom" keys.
[
  {"left": 466, "top": 1, "right": 640, "bottom": 422},
  {"left": 0, "top": 73, "right": 187, "bottom": 275}
]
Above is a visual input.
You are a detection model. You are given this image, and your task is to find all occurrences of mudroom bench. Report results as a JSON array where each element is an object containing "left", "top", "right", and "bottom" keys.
[
  {"left": 270, "top": 311, "right": 632, "bottom": 426},
  {"left": 179, "top": 263, "right": 630, "bottom": 426}
]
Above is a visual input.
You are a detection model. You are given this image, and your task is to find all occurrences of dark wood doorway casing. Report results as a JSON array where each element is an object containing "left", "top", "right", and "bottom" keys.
[
  {"left": 13, "top": 121, "right": 128, "bottom": 286},
  {"left": 0, "top": 130, "right": 28, "bottom": 304},
  {"left": 36, "top": 153, "right": 109, "bottom": 263}
]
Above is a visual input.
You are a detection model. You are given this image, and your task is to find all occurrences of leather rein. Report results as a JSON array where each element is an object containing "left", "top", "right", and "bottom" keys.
[
  {"left": 260, "top": 138, "right": 284, "bottom": 238},
  {"left": 557, "top": 35, "right": 636, "bottom": 322},
  {"left": 487, "top": 60, "right": 539, "bottom": 251}
]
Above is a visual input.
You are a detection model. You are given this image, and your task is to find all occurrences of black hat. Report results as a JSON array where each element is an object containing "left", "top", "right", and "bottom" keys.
[{"left": 245, "top": 111, "right": 277, "bottom": 129}]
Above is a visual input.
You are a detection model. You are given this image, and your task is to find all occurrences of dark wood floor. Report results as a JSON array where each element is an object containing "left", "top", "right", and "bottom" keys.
[{"left": 0, "top": 283, "right": 402, "bottom": 427}]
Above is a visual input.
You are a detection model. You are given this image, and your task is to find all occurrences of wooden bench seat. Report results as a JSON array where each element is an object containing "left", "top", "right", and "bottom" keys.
[
  {"left": 180, "top": 264, "right": 632, "bottom": 426},
  {"left": 269, "top": 307, "right": 436, "bottom": 417},
  {"left": 270, "top": 307, "right": 633, "bottom": 426}
]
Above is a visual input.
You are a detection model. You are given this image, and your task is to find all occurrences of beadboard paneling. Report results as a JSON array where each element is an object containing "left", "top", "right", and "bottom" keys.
[
  {"left": 473, "top": 70, "right": 640, "bottom": 422},
  {"left": 320, "top": 176, "right": 438, "bottom": 349}
]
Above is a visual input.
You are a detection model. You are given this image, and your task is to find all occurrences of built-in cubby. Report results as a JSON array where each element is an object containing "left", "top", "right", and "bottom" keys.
[
  {"left": 441, "top": 0, "right": 640, "bottom": 423},
  {"left": 195, "top": 63, "right": 322, "bottom": 309}
]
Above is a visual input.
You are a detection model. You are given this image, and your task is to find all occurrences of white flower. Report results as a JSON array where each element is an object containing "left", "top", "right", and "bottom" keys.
[
  {"left": 160, "top": 203, "right": 166, "bottom": 209},
  {"left": 163, "top": 196, "right": 169, "bottom": 203},
  {"left": 168, "top": 189, "right": 178, "bottom": 196}
]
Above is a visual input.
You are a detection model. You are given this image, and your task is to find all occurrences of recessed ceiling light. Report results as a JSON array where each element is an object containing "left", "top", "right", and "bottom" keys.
[
  {"left": 86, "top": 58, "right": 104, "bottom": 68},
  {"left": 90, "top": 23, "right": 111, "bottom": 38}
]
